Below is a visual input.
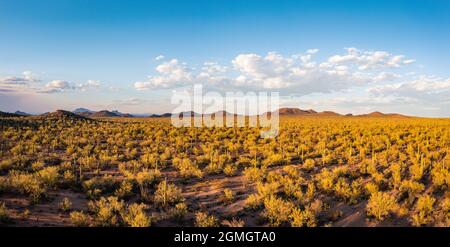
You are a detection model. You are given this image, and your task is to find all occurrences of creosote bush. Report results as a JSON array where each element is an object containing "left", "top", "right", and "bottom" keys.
[
  {"left": 0, "top": 202, "right": 11, "bottom": 224},
  {"left": 366, "top": 192, "right": 398, "bottom": 220},
  {"left": 154, "top": 180, "right": 183, "bottom": 206},
  {"left": 59, "top": 197, "right": 72, "bottom": 212},
  {"left": 70, "top": 211, "right": 90, "bottom": 227},
  {"left": 411, "top": 194, "right": 435, "bottom": 226},
  {"left": 195, "top": 212, "right": 219, "bottom": 227}
]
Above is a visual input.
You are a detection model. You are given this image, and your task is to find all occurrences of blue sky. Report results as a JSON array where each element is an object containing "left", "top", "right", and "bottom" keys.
[{"left": 1, "top": 0, "right": 450, "bottom": 116}]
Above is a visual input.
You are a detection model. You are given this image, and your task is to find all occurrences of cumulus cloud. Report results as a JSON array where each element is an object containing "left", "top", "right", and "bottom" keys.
[
  {"left": 135, "top": 59, "right": 193, "bottom": 90},
  {"left": 0, "top": 71, "right": 42, "bottom": 93},
  {"left": 0, "top": 70, "right": 105, "bottom": 94},
  {"left": 0, "top": 71, "right": 40, "bottom": 85},
  {"left": 37, "top": 80, "right": 75, "bottom": 93},
  {"left": 134, "top": 48, "right": 417, "bottom": 95},
  {"left": 78, "top": 80, "right": 101, "bottom": 91},
  {"left": 155, "top": 55, "right": 165, "bottom": 61},
  {"left": 326, "top": 48, "right": 415, "bottom": 70},
  {"left": 37, "top": 79, "right": 103, "bottom": 93},
  {"left": 306, "top": 49, "right": 319, "bottom": 54},
  {"left": 369, "top": 76, "right": 450, "bottom": 103}
]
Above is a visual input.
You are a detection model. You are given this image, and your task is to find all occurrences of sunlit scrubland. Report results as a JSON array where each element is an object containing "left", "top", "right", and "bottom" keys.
[{"left": 0, "top": 115, "right": 449, "bottom": 226}]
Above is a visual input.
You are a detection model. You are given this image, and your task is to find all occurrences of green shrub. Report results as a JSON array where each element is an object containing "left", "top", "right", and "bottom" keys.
[
  {"left": 0, "top": 202, "right": 11, "bottom": 224},
  {"left": 431, "top": 162, "right": 449, "bottom": 189},
  {"left": 262, "top": 196, "right": 294, "bottom": 226},
  {"left": 62, "top": 170, "right": 77, "bottom": 187},
  {"left": 195, "top": 212, "right": 219, "bottom": 227},
  {"left": 0, "top": 159, "right": 14, "bottom": 172},
  {"left": 36, "top": 166, "right": 59, "bottom": 187},
  {"left": 70, "top": 211, "right": 90, "bottom": 227},
  {"left": 243, "top": 167, "right": 266, "bottom": 183},
  {"left": 173, "top": 158, "right": 203, "bottom": 178},
  {"left": 222, "top": 218, "right": 245, "bottom": 227},
  {"left": 366, "top": 192, "right": 398, "bottom": 220},
  {"left": 411, "top": 195, "right": 435, "bottom": 226},
  {"left": 83, "top": 175, "right": 117, "bottom": 199},
  {"left": 114, "top": 180, "right": 134, "bottom": 199},
  {"left": 290, "top": 207, "right": 317, "bottom": 227},
  {"left": 154, "top": 180, "right": 183, "bottom": 206},
  {"left": 223, "top": 188, "right": 234, "bottom": 203},
  {"left": 171, "top": 202, "right": 188, "bottom": 222},
  {"left": 8, "top": 170, "right": 46, "bottom": 203},
  {"left": 121, "top": 203, "right": 151, "bottom": 227},
  {"left": 59, "top": 197, "right": 72, "bottom": 212},
  {"left": 88, "top": 196, "right": 125, "bottom": 226},
  {"left": 223, "top": 164, "right": 237, "bottom": 176},
  {"left": 303, "top": 159, "right": 316, "bottom": 170}
]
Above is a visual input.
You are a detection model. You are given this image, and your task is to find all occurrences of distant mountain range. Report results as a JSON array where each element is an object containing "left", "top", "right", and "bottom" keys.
[
  {"left": 72, "top": 109, "right": 134, "bottom": 118},
  {"left": 73, "top": 108, "right": 94, "bottom": 114},
  {"left": 0, "top": 107, "right": 411, "bottom": 119},
  {"left": 14, "top": 111, "right": 31, "bottom": 116}
]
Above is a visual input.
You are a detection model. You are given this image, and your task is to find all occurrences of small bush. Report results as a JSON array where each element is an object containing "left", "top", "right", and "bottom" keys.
[
  {"left": 195, "top": 212, "right": 219, "bottom": 227},
  {"left": 290, "top": 207, "right": 317, "bottom": 227},
  {"left": 171, "top": 202, "right": 188, "bottom": 222},
  {"left": 366, "top": 192, "right": 398, "bottom": 220},
  {"left": 365, "top": 182, "right": 379, "bottom": 195},
  {"left": 62, "top": 170, "right": 77, "bottom": 187},
  {"left": 223, "top": 165, "right": 237, "bottom": 176},
  {"left": 31, "top": 161, "right": 45, "bottom": 171},
  {"left": 59, "top": 197, "right": 72, "bottom": 212},
  {"left": 115, "top": 180, "right": 134, "bottom": 199},
  {"left": 83, "top": 175, "right": 117, "bottom": 199},
  {"left": 88, "top": 196, "right": 125, "bottom": 226},
  {"left": 431, "top": 162, "right": 449, "bottom": 189},
  {"left": 262, "top": 196, "right": 294, "bottom": 226},
  {"left": 316, "top": 169, "right": 336, "bottom": 192},
  {"left": 223, "top": 188, "right": 234, "bottom": 203},
  {"left": 121, "top": 203, "right": 151, "bottom": 227},
  {"left": 154, "top": 180, "right": 183, "bottom": 206},
  {"left": 222, "top": 218, "right": 245, "bottom": 227},
  {"left": 303, "top": 159, "right": 316, "bottom": 170},
  {"left": 243, "top": 167, "right": 266, "bottom": 183},
  {"left": 173, "top": 158, "right": 202, "bottom": 178},
  {"left": 0, "top": 159, "right": 15, "bottom": 172},
  {"left": 399, "top": 180, "right": 425, "bottom": 204},
  {"left": 135, "top": 168, "right": 161, "bottom": 199},
  {"left": 245, "top": 194, "right": 262, "bottom": 210},
  {"left": 411, "top": 195, "right": 435, "bottom": 226},
  {"left": 36, "top": 166, "right": 60, "bottom": 187},
  {"left": 70, "top": 211, "right": 90, "bottom": 227},
  {"left": 0, "top": 202, "right": 11, "bottom": 223},
  {"left": 8, "top": 170, "right": 46, "bottom": 203}
]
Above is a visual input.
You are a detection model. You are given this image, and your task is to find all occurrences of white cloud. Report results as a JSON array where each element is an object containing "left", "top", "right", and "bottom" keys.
[
  {"left": 78, "top": 80, "right": 101, "bottom": 91},
  {"left": 369, "top": 76, "right": 450, "bottom": 105},
  {"left": 326, "top": 48, "right": 415, "bottom": 70},
  {"left": 134, "top": 48, "right": 416, "bottom": 95},
  {"left": 306, "top": 49, "right": 319, "bottom": 54},
  {"left": 38, "top": 79, "right": 103, "bottom": 93},
  {"left": 37, "top": 80, "right": 75, "bottom": 93},
  {"left": 201, "top": 62, "right": 227, "bottom": 75},
  {"left": 135, "top": 59, "right": 193, "bottom": 90},
  {"left": 373, "top": 72, "right": 401, "bottom": 82},
  {"left": 155, "top": 55, "right": 165, "bottom": 61},
  {"left": 0, "top": 71, "right": 40, "bottom": 85},
  {"left": 0, "top": 71, "right": 42, "bottom": 93},
  {"left": 232, "top": 52, "right": 294, "bottom": 79}
]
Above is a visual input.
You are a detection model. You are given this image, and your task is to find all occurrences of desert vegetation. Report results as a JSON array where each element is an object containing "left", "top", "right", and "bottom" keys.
[{"left": 0, "top": 113, "right": 449, "bottom": 226}]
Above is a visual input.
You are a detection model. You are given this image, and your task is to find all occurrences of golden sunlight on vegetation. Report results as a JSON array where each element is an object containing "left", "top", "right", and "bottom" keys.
[{"left": 0, "top": 114, "right": 449, "bottom": 226}]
